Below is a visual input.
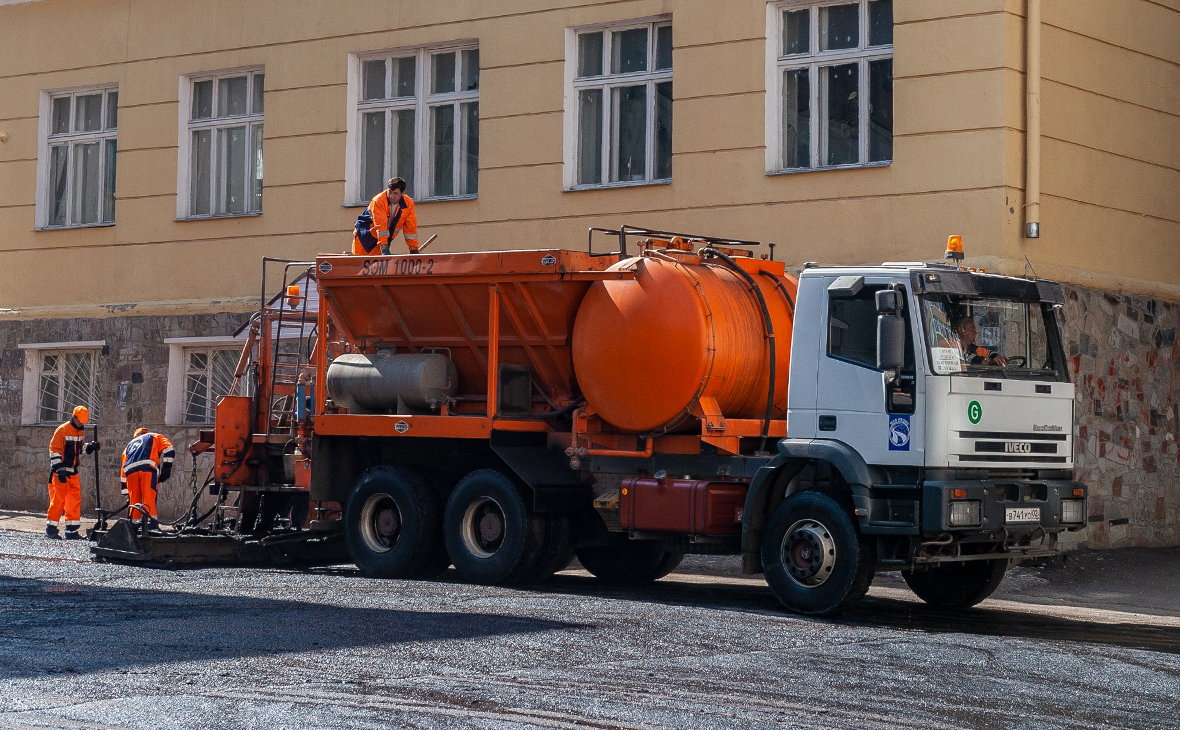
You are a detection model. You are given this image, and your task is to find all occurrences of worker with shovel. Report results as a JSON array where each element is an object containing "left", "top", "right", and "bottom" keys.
[
  {"left": 352, "top": 177, "right": 420, "bottom": 255},
  {"left": 46, "top": 405, "right": 100, "bottom": 540},
  {"left": 119, "top": 428, "right": 175, "bottom": 532}
]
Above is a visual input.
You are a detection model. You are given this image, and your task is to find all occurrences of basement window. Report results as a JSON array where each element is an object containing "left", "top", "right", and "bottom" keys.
[
  {"left": 17, "top": 342, "right": 104, "bottom": 426},
  {"left": 165, "top": 338, "right": 243, "bottom": 425}
]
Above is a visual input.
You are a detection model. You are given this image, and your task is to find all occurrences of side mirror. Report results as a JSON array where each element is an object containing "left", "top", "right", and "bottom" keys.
[
  {"left": 875, "top": 289, "right": 901, "bottom": 313},
  {"left": 877, "top": 314, "right": 905, "bottom": 372}
]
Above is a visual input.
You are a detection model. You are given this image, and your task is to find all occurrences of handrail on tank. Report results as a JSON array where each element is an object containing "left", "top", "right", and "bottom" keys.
[{"left": 586, "top": 225, "right": 763, "bottom": 262}]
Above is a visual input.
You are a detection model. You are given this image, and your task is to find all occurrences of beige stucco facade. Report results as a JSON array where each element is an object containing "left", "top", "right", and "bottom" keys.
[
  {"left": 0, "top": 0, "right": 1177, "bottom": 547},
  {"left": 0, "top": 0, "right": 1174, "bottom": 316}
]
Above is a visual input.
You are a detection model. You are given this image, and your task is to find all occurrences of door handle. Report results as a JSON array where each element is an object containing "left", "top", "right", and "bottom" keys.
[{"left": 818, "top": 415, "right": 837, "bottom": 432}]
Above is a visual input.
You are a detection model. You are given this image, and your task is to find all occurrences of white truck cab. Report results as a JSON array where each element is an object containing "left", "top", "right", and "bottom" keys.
[{"left": 749, "top": 258, "right": 1087, "bottom": 614}]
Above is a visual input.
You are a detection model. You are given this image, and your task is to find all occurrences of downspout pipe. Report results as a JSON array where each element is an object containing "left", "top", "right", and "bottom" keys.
[{"left": 1025, "top": 0, "right": 1041, "bottom": 238}]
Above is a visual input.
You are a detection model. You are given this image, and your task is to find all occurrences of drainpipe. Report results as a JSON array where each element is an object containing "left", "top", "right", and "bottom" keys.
[{"left": 1025, "top": 0, "right": 1041, "bottom": 238}]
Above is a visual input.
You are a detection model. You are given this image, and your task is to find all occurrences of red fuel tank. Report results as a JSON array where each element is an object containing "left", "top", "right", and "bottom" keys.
[{"left": 572, "top": 253, "right": 796, "bottom": 433}]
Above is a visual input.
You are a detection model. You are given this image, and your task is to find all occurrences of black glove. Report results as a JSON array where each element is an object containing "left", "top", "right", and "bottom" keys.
[
  {"left": 55, "top": 469, "right": 69, "bottom": 483},
  {"left": 380, "top": 244, "right": 391, "bottom": 255},
  {"left": 84, "top": 441, "right": 100, "bottom": 454},
  {"left": 159, "top": 463, "right": 172, "bottom": 483}
]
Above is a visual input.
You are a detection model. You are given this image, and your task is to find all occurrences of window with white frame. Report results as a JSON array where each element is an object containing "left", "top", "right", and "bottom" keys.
[
  {"left": 354, "top": 44, "right": 479, "bottom": 203},
  {"left": 183, "top": 69, "right": 264, "bottom": 217},
  {"left": 769, "top": 0, "right": 892, "bottom": 172},
  {"left": 41, "top": 86, "right": 118, "bottom": 228},
  {"left": 183, "top": 347, "right": 238, "bottom": 423},
  {"left": 568, "top": 19, "right": 672, "bottom": 188},
  {"left": 17, "top": 344, "right": 102, "bottom": 426},
  {"left": 164, "top": 338, "right": 242, "bottom": 425}
]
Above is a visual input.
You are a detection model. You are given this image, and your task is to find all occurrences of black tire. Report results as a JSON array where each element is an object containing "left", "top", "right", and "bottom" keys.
[
  {"left": 575, "top": 536, "right": 685, "bottom": 584},
  {"left": 902, "top": 559, "right": 1008, "bottom": 608},
  {"left": 443, "top": 469, "right": 547, "bottom": 585},
  {"left": 343, "top": 467, "right": 445, "bottom": 579},
  {"left": 761, "top": 490, "right": 874, "bottom": 617},
  {"left": 520, "top": 514, "right": 576, "bottom": 584}
]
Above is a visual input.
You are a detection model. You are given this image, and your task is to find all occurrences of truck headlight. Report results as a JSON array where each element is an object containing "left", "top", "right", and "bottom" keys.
[
  {"left": 949, "top": 500, "right": 982, "bottom": 527},
  {"left": 1061, "top": 499, "right": 1085, "bottom": 524}
]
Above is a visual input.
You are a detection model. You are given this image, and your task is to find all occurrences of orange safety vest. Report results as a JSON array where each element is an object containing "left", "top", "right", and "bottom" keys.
[
  {"left": 49, "top": 421, "right": 86, "bottom": 478},
  {"left": 352, "top": 190, "right": 419, "bottom": 255},
  {"left": 120, "top": 432, "right": 175, "bottom": 481}
]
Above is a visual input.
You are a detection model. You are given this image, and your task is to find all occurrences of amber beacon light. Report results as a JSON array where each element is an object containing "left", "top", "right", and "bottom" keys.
[{"left": 944, "top": 235, "right": 964, "bottom": 261}]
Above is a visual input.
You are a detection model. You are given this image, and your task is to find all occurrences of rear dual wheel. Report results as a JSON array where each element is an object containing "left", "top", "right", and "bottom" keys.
[
  {"left": 574, "top": 537, "right": 684, "bottom": 584},
  {"left": 443, "top": 469, "right": 573, "bottom": 585},
  {"left": 344, "top": 467, "right": 448, "bottom": 579}
]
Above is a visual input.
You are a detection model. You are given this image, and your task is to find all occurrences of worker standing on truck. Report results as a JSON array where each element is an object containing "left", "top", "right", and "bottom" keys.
[
  {"left": 119, "top": 428, "right": 175, "bottom": 531},
  {"left": 351, "top": 177, "right": 419, "bottom": 255},
  {"left": 46, "top": 405, "right": 99, "bottom": 540}
]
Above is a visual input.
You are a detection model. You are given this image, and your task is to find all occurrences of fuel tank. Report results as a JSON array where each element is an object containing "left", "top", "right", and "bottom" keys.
[
  {"left": 326, "top": 352, "right": 458, "bottom": 413},
  {"left": 572, "top": 253, "right": 796, "bottom": 433}
]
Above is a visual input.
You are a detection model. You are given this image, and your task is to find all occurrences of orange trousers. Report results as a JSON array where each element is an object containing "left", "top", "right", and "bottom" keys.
[
  {"left": 47, "top": 474, "right": 81, "bottom": 528},
  {"left": 126, "top": 471, "right": 158, "bottom": 522}
]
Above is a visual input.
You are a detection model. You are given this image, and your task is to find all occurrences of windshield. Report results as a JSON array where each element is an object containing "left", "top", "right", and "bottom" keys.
[{"left": 921, "top": 297, "right": 1063, "bottom": 377}]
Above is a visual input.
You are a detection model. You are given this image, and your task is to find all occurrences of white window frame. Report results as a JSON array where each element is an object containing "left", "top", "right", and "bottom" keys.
[
  {"left": 563, "top": 17, "right": 673, "bottom": 190},
  {"left": 34, "top": 85, "right": 118, "bottom": 229},
  {"left": 18, "top": 342, "right": 104, "bottom": 426},
  {"left": 176, "top": 67, "right": 265, "bottom": 220},
  {"left": 345, "top": 42, "right": 480, "bottom": 206},
  {"left": 164, "top": 337, "right": 243, "bottom": 426},
  {"left": 765, "top": 0, "right": 893, "bottom": 174}
]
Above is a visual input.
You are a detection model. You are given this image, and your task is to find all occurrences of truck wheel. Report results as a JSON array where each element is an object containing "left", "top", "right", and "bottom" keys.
[
  {"left": 521, "top": 514, "right": 576, "bottom": 584},
  {"left": 575, "top": 537, "right": 684, "bottom": 584},
  {"left": 344, "top": 467, "right": 445, "bottom": 579},
  {"left": 443, "top": 469, "right": 546, "bottom": 585},
  {"left": 761, "top": 491, "right": 874, "bottom": 616},
  {"left": 902, "top": 560, "right": 1008, "bottom": 608}
]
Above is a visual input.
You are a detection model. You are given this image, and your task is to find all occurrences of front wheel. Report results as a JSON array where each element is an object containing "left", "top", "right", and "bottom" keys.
[
  {"left": 902, "top": 559, "right": 1008, "bottom": 608},
  {"left": 761, "top": 491, "right": 874, "bottom": 616}
]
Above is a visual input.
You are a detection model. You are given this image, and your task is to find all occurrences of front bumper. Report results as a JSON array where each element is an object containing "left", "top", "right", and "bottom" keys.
[{"left": 921, "top": 479, "right": 1087, "bottom": 539}]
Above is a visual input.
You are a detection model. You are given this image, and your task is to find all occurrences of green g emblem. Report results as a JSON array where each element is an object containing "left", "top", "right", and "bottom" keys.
[{"left": 968, "top": 400, "right": 983, "bottom": 424}]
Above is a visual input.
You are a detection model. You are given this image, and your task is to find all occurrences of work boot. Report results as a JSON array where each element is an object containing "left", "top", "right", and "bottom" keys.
[
  {"left": 64, "top": 528, "right": 82, "bottom": 541},
  {"left": 45, "top": 524, "right": 61, "bottom": 540}
]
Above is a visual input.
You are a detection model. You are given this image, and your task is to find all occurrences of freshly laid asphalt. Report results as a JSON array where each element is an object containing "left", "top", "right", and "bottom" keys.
[{"left": 1, "top": 527, "right": 1178, "bottom": 730}]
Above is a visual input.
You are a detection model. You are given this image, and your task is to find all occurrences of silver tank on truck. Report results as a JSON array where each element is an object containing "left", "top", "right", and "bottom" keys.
[{"left": 326, "top": 351, "right": 458, "bottom": 413}]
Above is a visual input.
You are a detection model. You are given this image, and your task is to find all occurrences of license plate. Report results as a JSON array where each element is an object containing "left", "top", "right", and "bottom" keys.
[{"left": 1005, "top": 507, "right": 1041, "bottom": 523}]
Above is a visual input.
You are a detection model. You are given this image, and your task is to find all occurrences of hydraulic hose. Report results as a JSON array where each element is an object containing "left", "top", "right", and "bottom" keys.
[
  {"left": 701, "top": 248, "right": 775, "bottom": 454},
  {"left": 758, "top": 270, "right": 795, "bottom": 314}
]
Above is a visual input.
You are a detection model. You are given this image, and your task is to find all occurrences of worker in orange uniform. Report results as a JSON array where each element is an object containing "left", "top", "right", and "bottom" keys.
[
  {"left": 46, "top": 405, "right": 100, "bottom": 540},
  {"left": 351, "top": 177, "right": 419, "bottom": 255},
  {"left": 119, "top": 428, "right": 175, "bottom": 531}
]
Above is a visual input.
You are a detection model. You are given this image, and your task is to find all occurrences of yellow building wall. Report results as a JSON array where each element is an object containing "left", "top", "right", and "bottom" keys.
[{"left": 0, "top": 0, "right": 1175, "bottom": 318}]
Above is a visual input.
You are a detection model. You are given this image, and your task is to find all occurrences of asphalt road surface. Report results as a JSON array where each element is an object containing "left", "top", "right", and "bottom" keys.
[{"left": 1, "top": 529, "right": 1178, "bottom": 730}]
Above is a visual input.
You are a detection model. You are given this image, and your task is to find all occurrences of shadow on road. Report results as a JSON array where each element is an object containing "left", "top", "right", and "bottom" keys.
[
  {"left": 0, "top": 575, "right": 587, "bottom": 679},
  {"left": 523, "top": 571, "right": 1180, "bottom": 655}
]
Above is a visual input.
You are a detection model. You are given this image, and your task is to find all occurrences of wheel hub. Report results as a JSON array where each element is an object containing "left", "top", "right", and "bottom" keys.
[
  {"left": 359, "top": 494, "right": 402, "bottom": 553},
  {"left": 782, "top": 519, "right": 837, "bottom": 587},
  {"left": 462, "top": 497, "right": 506, "bottom": 559}
]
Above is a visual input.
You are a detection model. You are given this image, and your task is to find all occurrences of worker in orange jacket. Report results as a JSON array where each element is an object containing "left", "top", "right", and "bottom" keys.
[
  {"left": 47, "top": 405, "right": 100, "bottom": 540},
  {"left": 351, "top": 177, "right": 419, "bottom": 255},
  {"left": 120, "top": 428, "right": 175, "bottom": 531}
]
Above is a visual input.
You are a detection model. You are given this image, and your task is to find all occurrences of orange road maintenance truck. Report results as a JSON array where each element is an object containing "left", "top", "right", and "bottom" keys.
[{"left": 92, "top": 226, "right": 1087, "bottom": 616}]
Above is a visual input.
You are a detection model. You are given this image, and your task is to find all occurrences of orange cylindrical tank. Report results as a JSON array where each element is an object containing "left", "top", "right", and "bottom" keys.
[{"left": 572, "top": 253, "right": 796, "bottom": 434}]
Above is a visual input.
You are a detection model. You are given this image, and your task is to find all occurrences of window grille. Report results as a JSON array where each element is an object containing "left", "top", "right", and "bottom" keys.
[
  {"left": 38, "top": 350, "right": 98, "bottom": 424},
  {"left": 183, "top": 348, "right": 239, "bottom": 424}
]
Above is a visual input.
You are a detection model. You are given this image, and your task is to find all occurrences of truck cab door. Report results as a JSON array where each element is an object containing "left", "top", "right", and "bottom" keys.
[{"left": 815, "top": 276, "right": 923, "bottom": 466}]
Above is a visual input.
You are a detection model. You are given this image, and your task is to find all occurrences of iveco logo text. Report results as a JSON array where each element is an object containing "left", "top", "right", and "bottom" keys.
[
  {"left": 1004, "top": 442, "right": 1032, "bottom": 453},
  {"left": 1032, "top": 424, "right": 1063, "bottom": 432}
]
